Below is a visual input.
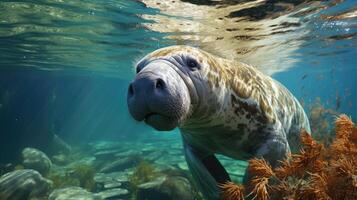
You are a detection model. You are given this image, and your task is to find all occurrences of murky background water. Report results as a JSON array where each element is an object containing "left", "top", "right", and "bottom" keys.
[{"left": 0, "top": 0, "right": 356, "bottom": 199}]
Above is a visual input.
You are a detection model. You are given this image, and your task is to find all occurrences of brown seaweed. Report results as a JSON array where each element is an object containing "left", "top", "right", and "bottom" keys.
[
  {"left": 219, "top": 181, "right": 245, "bottom": 200},
  {"left": 220, "top": 114, "right": 357, "bottom": 200}
]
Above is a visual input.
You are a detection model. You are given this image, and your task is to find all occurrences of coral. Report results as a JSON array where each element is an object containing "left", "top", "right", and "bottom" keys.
[{"left": 220, "top": 114, "right": 357, "bottom": 200}]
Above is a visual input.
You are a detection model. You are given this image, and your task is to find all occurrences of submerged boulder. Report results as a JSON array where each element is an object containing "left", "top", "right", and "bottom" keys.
[
  {"left": 97, "top": 188, "right": 129, "bottom": 199},
  {"left": 136, "top": 176, "right": 195, "bottom": 200},
  {"left": 49, "top": 187, "right": 102, "bottom": 200},
  {"left": 22, "top": 147, "right": 52, "bottom": 175},
  {"left": 94, "top": 171, "right": 130, "bottom": 189},
  {"left": 94, "top": 149, "right": 122, "bottom": 160},
  {"left": 0, "top": 169, "right": 52, "bottom": 199},
  {"left": 52, "top": 154, "right": 69, "bottom": 166},
  {"left": 99, "top": 156, "right": 141, "bottom": 173}
]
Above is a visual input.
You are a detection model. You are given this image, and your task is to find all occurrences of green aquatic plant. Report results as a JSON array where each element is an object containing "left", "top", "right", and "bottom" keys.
[
  {"left": 129, "top": 160, "right": 158, "bottom": 187},
  {"left": 128, "top": 160, "right": 160, "bottom": 199},
  {"left": 71, "top": 164, "right": 96, "bottom": 191},
  {"left": 47, "top": 164, "right": 96, "bottom": 191},
  {"left": 308, "top": 97, "right": 338, "bottom": 145},
  {"left": 47, "top": 172, "right": 80, "bottom": 189},
  {"left": 14, "top": 164, "right": 24, "bottom": 170}
]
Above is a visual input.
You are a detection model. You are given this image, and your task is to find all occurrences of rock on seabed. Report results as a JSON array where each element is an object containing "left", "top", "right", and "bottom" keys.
[
  {"left": 22, "top": 147, "right": 52, "bottom": 175},
  {"left": 137, "top": 175, "right": 195, "bottom": 200},
  {"left": 0, "top": 169, "right": 53, "bottom": 199},
  {"left": 49, "top": 187, "right": 102, "bottom": 200},
  {"left": 97, "top": 188, "right": 129, "bottom": 199}
]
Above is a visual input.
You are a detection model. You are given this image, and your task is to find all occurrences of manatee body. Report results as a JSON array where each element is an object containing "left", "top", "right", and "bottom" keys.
[{"left": 127, "top": 45, "right": 310, "bottom": 200}]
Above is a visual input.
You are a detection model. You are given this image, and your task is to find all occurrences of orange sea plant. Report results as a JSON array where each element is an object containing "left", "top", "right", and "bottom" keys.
[{"left": 220, "top": 114, "right": 357, "bottom": 200}]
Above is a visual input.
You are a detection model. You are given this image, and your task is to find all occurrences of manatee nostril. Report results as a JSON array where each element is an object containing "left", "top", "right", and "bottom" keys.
[
  {"left": 128, "top": 83, "right": 134, "bottom": 97},
  {"left": 155, "top": 78, "right": 165, "bottom": 89}
]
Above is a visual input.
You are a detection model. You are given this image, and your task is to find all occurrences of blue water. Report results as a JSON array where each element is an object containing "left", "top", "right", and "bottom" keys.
[{"left": 0, "top": 0, "right": 356, "bottom": 199}]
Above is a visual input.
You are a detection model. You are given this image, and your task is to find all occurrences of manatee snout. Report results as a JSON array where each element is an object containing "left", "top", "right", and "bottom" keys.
[{"left": 127, "top": 61, "right": 191, "bottom": 131}]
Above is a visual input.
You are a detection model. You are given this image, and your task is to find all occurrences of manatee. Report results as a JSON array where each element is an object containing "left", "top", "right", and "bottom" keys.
[{"left": 127, "top": 45, "right": 310, "bottom": 200}]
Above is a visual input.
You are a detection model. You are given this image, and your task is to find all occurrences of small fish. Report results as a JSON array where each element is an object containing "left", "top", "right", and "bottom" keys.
[{"left": 301, "top": 74, "right": 308, "bottom": 79}]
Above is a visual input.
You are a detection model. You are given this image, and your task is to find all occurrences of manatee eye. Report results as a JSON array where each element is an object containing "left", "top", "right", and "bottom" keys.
[
  {"left": 186, "top": 57, "right": 199, "bottom": 70},
  {"left": 136, "top": 60, "right": 147, "bottom": 74}
]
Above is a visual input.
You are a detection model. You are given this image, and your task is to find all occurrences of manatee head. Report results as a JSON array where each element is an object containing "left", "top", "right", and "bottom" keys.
[{"left": 127, "top": 45, "right": 221, "bottom": 131}]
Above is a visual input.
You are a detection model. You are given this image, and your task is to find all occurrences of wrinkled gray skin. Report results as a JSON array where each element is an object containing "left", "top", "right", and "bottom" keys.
[
  {"left": 127, "top": 46, "right": 310, "bottom": 200},
  {"left": 127, "top": 59, "right": 192, "bottom": 131}
]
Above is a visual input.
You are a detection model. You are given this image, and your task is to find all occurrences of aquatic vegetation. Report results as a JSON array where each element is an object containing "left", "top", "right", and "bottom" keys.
[
  {"left": 129, "top": 160, "right": 158, "bottom": 188},
  {"left": 128, "top": 160, "right": 160, "bottom": 198},
  {"left": 47, "top": 164, "right": 96, "bottom": 191},
  {"left": 220, "top": 181, "right": 245, "bottom": 200},
  {"left": 71, "top": 164, "right": 96, "bottom": 191},
  {"left": 47, "top": 172, "right": 80, "bottom": 190},
  {"left": 308, "top": 97, "right": 339, "bottom": 145},
  {"left": 14, "top": 164, "right": 24, "bottom": 170},
  {"left": 220, "top": 114, "right": 357, "bottom": 200}
]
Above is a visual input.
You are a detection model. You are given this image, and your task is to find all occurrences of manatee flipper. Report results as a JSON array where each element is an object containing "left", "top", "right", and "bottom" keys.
[
  {"left": 243, "top": 134, "right": 290, "bottom": 184},
  {"left": 183, "top": 142, "right": 230, "bottom": 200}
]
